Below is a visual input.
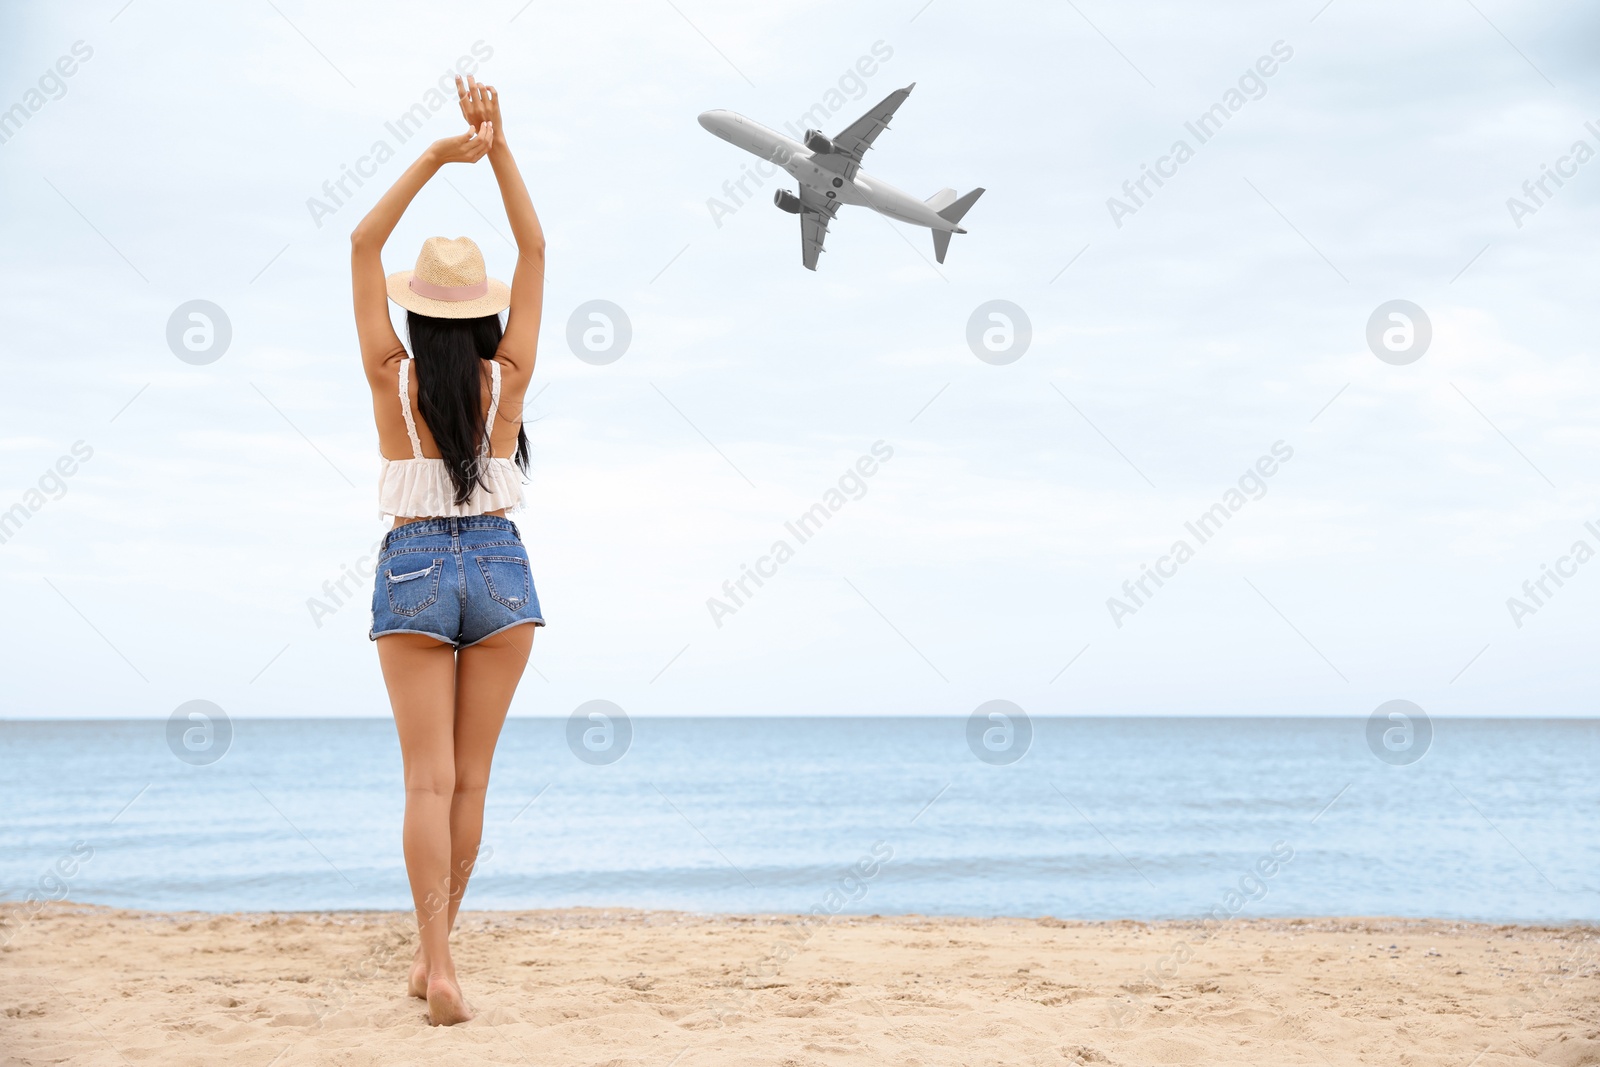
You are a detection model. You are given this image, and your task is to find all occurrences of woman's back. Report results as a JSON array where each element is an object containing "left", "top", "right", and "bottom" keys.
[
  {"left": 373, "top": 356, "right": 526, "bottom": 464},
  {"left": 375, "top": 353, "right": 526, "bottom": 521}
]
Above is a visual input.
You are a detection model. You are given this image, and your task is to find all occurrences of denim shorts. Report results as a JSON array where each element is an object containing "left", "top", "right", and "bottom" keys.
[{"left": 369, "top": 516, "right": 545, "bottom": 648}]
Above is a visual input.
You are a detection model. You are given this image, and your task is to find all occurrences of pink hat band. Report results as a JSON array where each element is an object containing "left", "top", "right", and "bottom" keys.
[{"left": 408, "top": 277, "right": 490, "bottom": 302}]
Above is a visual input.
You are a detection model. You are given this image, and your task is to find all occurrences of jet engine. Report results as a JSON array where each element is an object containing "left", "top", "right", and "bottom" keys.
[
  {"left": 803, "top": 128, "right": 835, "bottom": 154},
  {"left": 773, "top": 189, "right": 802, "bottom": 214}
]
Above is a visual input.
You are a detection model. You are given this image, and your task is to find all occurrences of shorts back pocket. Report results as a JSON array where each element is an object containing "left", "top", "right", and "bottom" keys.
[
  {"left": 385, "top": 559, "right": 443, "bottom": 617},
  {"left": 476, "top": 555, "right": 531, "bottom": 611}
]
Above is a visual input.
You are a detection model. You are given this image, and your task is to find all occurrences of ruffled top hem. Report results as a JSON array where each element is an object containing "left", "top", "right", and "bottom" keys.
[{"left": 377, "top": 457, "right": 525, "bottom": 521}]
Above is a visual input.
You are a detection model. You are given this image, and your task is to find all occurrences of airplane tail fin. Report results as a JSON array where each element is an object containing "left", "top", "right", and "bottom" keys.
[{"left": 928, "top": 187, "right": 985, "bottom": 263}]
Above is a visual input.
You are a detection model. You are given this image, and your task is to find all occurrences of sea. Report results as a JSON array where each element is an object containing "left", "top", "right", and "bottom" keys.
[{"left": 2, "top": 717, "right": 1595, "bottom": 923}]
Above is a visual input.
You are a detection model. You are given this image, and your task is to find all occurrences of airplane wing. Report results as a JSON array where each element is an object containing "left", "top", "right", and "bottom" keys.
[
  {"left": 827, "top": 83, "right": 915, "bottom": 181},
  {"left": 798, "top": 185, "right": 840, "bottom": 271}
]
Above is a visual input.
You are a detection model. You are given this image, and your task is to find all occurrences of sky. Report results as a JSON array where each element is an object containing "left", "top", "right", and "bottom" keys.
[{"left": 0, "top": 0, "right": 1597, "bottom": 720}]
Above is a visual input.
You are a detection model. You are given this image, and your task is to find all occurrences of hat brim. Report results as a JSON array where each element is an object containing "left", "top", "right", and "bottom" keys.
[{"left": 386, "top": 271, "right": 512, "bottom": 319}]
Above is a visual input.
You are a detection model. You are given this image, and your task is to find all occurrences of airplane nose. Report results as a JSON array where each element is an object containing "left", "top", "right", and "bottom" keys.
[{"left": 697, "top": 110, "right": 722, "bottom": 132}]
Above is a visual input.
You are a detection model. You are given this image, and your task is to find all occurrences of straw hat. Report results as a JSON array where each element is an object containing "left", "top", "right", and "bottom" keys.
[{"left": 386, "top": 236, "right": 511, "bottom": 319}]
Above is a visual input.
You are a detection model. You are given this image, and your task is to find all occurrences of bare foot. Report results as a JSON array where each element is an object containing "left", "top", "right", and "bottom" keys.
[
  {"left": 426, "top": 974, "right": 472, "bottom": 1026},
  {"left": 408, "top": 946, "right": 428, "bottom": 1000}
]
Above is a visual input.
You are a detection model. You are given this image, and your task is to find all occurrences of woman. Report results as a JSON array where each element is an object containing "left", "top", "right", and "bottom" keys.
[{"left": 350, "top": 76, "right": 545, "bottom": 1026}]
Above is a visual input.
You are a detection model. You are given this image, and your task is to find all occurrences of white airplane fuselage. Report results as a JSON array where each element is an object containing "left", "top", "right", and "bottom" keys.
[{"left": 697, "top": 109, "right": 962, "bottom": 232}]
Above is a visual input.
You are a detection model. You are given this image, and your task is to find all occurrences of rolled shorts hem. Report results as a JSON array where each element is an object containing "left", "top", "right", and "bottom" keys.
[
  {"left": 368, "top": 626, "right": 455, "bottom": 646},
  {"left": 369, "top": 617, "right": 544, "bottom": 650},
  {"left": 461, "top": 616, "right": 544, "bottom": 649}
]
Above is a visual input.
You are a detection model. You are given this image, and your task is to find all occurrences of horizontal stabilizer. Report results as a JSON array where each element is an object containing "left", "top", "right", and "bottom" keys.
[
  {"left": 938, "top": 187, "right": 985, "bottom": 227},
  {"left": 932, "top": 230, "right": 952, "bottom": 263},
  {"left": 924, "top": 187, "right": 958, "bottom": 213}
]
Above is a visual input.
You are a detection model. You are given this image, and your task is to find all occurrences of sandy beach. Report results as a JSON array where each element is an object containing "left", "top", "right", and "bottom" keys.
[{"left": 3, "top": 904, "right": 1596, "bottom": 1066}]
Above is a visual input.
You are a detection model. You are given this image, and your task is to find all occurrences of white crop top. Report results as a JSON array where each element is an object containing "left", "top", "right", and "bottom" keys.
[{"left": 378, "top": 358, "right": 524, "bottom": 520}]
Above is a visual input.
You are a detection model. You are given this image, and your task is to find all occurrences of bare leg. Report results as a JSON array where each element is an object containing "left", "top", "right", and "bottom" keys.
[
  {"left": 447, "top": 623, "right": 535, "bottom": 928},
  {"left": 401, "top": 624, "right": 535, "bottom": 1001},
  {"left": 376, "top": 632, "right": 472, "bottom": 1026}
]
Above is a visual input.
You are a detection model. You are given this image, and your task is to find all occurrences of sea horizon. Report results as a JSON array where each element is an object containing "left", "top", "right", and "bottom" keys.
[{"left": 6, "top": 712, "right": 1600, "bottom": 721}]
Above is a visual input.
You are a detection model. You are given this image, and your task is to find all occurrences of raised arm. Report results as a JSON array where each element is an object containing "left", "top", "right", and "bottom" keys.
[
  {"left": 349, "top": 121, "right": 494, "bottom": 383},
  {"left": 457, "top": 77, "right": 545, "bottom": 377}
]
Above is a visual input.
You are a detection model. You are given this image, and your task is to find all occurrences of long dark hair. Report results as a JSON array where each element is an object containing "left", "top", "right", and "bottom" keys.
[{"left": 406, "top": 311, "right": 530, "bottom": 505}]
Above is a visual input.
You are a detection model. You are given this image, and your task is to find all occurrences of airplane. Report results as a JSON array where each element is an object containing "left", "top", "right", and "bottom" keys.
[{"left": 698, "top": 83, "right": 984, "bottom": 270}]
